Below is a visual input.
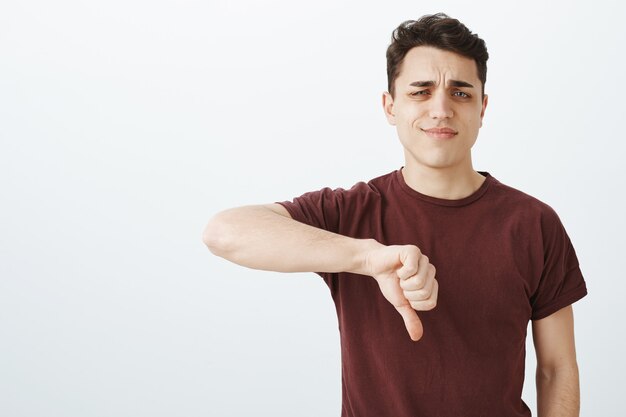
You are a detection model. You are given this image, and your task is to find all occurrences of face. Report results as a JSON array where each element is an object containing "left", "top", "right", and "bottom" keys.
[{"left": 382, "top": 46, "right": 488, "bottom": 171}]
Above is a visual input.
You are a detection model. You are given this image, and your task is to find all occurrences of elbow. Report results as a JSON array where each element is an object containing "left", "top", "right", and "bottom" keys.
[
  {"left": 202, "top": 212, "right": 233, "bottom": 257},
  {"left": 536, "top": 362, "right": 579, "bottom": 382}
]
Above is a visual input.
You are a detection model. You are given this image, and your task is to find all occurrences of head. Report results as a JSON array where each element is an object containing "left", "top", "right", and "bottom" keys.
[
  {"left": 382, "top": 13, "right": 490, "bottom": 172},
  {"left": 386, "top": 13, "right": 488, "bottom": 100}
]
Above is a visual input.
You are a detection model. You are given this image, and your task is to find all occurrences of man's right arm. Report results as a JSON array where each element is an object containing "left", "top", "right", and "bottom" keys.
[
  {"left": 202, "top": 203, "right": 439, "bottom": 341},
  {"left": 202, "top": 203, "right": 378, "bottom": 275}
]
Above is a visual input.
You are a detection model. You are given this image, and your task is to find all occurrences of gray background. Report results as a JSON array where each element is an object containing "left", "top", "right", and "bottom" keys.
[{"left": 1, "top": 0, "right": 624, "bottom": 416}]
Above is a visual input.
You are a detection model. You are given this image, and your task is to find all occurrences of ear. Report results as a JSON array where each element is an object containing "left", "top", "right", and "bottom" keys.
[
  {"left": 479, "top": 94, "right": 488, "bottom": 127},
  {"left": 382, "top": 91, "right": 396, "bottom": 126}
]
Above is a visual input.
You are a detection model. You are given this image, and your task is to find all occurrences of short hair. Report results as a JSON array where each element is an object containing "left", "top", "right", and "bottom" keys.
[{"left": 386, "top": 13, "right": 489, "bottom": 99}]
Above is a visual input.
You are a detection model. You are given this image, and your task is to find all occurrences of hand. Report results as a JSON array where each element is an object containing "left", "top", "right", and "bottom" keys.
[{"left": 364, "top": 244, "right": 439, "bottom": 341}]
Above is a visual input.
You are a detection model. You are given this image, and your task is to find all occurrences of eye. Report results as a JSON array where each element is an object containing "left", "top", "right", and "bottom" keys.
[
  {"left": 410, "top": 90, "right": 429, "bottom": 96},
  {"left": 453, "top": 91, "right": 470, "bottom": 98}
]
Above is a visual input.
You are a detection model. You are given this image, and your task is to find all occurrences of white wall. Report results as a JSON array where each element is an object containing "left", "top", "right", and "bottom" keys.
[{"left": 1, "top": 0, "right": 624, "bottom": 415}]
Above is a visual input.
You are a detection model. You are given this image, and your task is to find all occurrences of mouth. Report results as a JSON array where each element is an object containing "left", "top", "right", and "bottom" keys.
[{"left": 421, "top": 127, "right": 458, "bottom": 139}]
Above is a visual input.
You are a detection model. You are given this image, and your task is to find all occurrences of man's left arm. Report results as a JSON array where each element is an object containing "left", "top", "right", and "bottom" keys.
[{"left": 532, "top": 305, "right": 580, "bottom": 417}]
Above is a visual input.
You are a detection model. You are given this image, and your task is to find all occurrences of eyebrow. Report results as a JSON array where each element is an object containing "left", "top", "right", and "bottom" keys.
[{"left": 409, "top": 80, "right": 475, "bottom": 88}]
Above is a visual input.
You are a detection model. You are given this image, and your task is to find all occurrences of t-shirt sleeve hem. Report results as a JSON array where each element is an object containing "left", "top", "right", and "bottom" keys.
[
  {"left": 274, "top": 201, "right": 328, "bottom": 281},
  {"left": 531, "top": 284, "right": 588, "bottom": 321},
  {"left": 275, "top": 201, "right": 306, "bottom": 224}
]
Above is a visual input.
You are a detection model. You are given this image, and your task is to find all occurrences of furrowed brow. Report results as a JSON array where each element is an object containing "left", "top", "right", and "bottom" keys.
[
  {"left": 409, "top": 80, "right": 475, "bottom": 88},
  {"left": 449, "top": 80, "right": 474, "bottom": 88},
  {"left": 409, "top": 81, "right": 435, "bottom": 87}
]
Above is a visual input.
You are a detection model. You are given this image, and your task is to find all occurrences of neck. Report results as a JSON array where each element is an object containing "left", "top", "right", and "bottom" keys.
[{"left": 401, "top": 163, "right": 486, "bottom": 200}]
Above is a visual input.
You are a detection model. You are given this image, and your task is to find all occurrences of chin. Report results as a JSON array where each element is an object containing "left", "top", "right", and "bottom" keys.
[
  {"left": 425, "top": 162, "right": 455, "bottom": 169},
  {"left": 404, "top": 147, "right": 463, "bottom": 169},
  {"left": 408, "top": 159, "right": 453, "bottom": 170},
  {"left": 415, "top": 152, "right": 453, "bottom": 166}
]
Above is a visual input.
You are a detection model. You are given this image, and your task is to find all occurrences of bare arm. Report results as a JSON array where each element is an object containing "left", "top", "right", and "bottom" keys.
[
  {"left": 532, "top": 305, "right": 580, "bottom": 417},
  {"left": 202, "top": 203, "right": 377, "bottom": 274},
  {"left": 202, "top": 203, "right": 439, "bottom": 341}
]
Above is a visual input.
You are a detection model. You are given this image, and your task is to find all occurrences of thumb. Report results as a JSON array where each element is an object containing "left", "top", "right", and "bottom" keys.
[{"left": 395, "top": 304, "right": 424, "bottom": 341}]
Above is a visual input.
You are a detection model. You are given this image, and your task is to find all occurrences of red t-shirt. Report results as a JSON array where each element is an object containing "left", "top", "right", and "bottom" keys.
[{"left": 277, "top": 168, "right": 588, "bottom": 417}]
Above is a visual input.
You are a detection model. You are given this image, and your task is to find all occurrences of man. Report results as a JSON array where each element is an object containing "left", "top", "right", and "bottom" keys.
[{"left": 203, "top": 13, "right": 587, "bottom": 417}]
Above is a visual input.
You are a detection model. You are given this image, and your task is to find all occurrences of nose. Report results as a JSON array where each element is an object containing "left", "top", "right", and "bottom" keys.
[{"left": 428, "top": 92, "right": 453, "bottom": 119}]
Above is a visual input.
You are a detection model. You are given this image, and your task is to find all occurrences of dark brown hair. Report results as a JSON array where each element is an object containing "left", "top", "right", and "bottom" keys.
[{"left": 386, "top": 13, "right": 489, "bottom": 98}]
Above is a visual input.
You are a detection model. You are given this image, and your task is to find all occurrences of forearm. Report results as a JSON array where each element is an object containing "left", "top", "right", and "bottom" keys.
[
  {"left": 536, "top": 365, "right": 580, "bottom": 417},
  {"left": 203, "top": 205, "right": 380, "bottom": 274}
]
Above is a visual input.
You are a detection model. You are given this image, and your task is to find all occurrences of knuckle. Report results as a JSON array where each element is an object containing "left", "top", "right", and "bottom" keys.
[
  {"left": 409, "top": 245, "right": 421, "bottom": 256},
  {"left": 428, "top": 264, "right": 436, "bottom": 275}
]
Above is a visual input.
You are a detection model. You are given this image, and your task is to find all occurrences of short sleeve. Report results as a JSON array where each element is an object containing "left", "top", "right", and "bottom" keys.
[
  {"left": 275, "top": 187, "right": 344, "bottom": 233},
  {"left": 275, "top": 188, "right": 347, "bottom": 281},
  {"left": 530, "top": 207, "right": 588, "bottom": 320}
]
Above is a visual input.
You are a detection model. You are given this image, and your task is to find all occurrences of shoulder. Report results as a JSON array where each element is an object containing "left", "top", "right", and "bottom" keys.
[
  {"left": 486, "top": 175, "right": 570, "bottom": 241},
  {"left": 284, "top": 171, "right": 393, "bottom": 216},
  {"left": 323, "top": 170, "right": 395, "bottom": 201},
  {"left": 488, "top": 176, "right": 561, "bottom": 223}
]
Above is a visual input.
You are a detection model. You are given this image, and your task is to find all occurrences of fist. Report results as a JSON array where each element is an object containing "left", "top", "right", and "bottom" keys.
[
  {"left": 397, "top": 250, "right": 438, "bottom": 312},
  {"left": 365, "top": 244, "right": 439, "bottom": 341}
]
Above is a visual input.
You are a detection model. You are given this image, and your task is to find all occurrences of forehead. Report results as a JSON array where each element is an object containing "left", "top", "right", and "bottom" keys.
[{"left": 397, "top": 45, "right": 480, "bottom": 84}]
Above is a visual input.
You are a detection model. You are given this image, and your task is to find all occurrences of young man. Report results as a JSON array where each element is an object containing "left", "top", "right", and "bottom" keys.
[{"left": 203, "top": 13, "right": 587, "bottom": 417}]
